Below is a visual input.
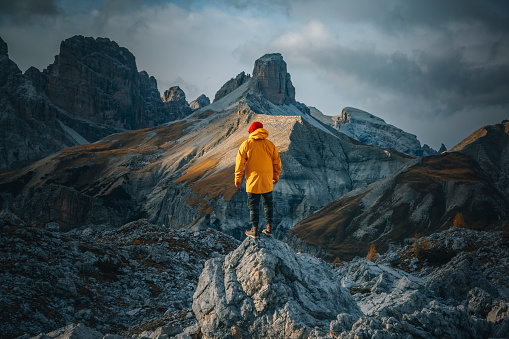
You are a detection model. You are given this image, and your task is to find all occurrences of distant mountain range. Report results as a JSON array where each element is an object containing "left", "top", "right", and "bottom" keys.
[{"left": 310, "top": 106, "right": 446, "bottom": 156}]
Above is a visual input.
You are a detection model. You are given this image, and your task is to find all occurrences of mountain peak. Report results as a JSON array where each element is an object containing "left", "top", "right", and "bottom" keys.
[
  {"left": 162, "top": 85, "right": 186, "bottom": 102},
  {"left": 249, "top": 53, "right": 296, "bottom": 105}
]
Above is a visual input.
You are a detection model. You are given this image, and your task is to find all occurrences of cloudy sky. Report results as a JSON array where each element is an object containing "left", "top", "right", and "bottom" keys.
[{"left": 1, "top": 0, "right": 508, "bottom": 149}]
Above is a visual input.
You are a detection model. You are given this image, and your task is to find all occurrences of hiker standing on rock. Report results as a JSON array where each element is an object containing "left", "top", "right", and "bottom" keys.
[{"left": 235, "top": 121, "right": 282, "bottom": 239}]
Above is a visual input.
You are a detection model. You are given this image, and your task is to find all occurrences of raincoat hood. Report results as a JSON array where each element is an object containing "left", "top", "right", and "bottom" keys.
[{"left": 249, "top": 128, "right": 269, "bottom": 140}]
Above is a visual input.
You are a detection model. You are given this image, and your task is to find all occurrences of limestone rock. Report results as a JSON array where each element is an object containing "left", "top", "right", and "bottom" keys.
[
  {"left": 193, "top": 236, "right": 362, "bottom": 338},
  {"left": 0, "top": 218, "right": 239, "bottom": 338},
  {"left": 426, "top": 252, "right": 496, "bottom": 303},
  {"left": 189, "top": 94, "right": 210, "bottom": 111},
  {"left": 334, "top": 255, "right": 495, "bottom": 339},
  {"left": 468, "top": 287, "right": 494, "bottom": 317},
  {"left": 44, "top": 35, "right": 171, "bottom": 134},
  {"left": 317, "top": 106, "right": 439, "bottom": 157},
  {"left": 214, "top": 71, "right": 250, "bottom": 102},
  {"left": 162, "top": 86, "right": 192, "bottom": 120},
  {"left": 249, "top": 53, "right": 296, "bottom": 105}
]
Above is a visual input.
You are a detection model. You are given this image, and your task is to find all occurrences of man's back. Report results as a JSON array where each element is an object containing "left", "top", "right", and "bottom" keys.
[{"left": 235, "top": 127, "right": 281, "bottom": 194}]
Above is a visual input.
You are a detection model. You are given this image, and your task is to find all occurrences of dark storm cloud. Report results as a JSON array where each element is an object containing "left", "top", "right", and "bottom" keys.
[
  {"left": 292, "top": 41, "right": 509, "bottom": 116},
  {"left": 270, "top": 0, "right": 509, "bottom": 119},
  {"left": 374, "top": 0, "right": 509, "bottom": 34},
  {"left": 0, "top": 0, "right": 62, "bottom": 23}
]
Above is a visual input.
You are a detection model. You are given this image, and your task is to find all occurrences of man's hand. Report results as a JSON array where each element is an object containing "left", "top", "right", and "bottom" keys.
[
  {"left": 273, "top": 178, "right": 278, "bottom": 184},
  {"left": 235, "top": 181, "right": 241, "bottom": 188}
]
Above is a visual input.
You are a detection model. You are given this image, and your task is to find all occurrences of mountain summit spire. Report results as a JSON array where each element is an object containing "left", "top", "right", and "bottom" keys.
[{"left": 249, "top": 53, "right": 296, "bottom": 105}]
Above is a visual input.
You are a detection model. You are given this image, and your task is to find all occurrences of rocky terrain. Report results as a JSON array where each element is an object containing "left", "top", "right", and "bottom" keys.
[
  {"left": 0, "top": 35, "right": 208, "bottom": 173},
  {"left": 0, "top": 52, "right": 412, "bottom": 241},
  {"left": 288, "top": 121, "right": 509, "bottom": 261},
  {"left": 10, "top": 226, "right": 508, "bottom": 338},
  {"left": 333, "top": 226, "right": 509, "bottom": 338},
  {"left": 0, "top": 210, "right": 239, "bottom": 338},
  {"left": 309, "top": 106, "right": 442, "bottom": 157}
]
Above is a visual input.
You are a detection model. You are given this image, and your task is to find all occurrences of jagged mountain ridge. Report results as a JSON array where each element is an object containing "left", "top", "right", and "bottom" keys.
[
  {"left": 309, "top": 106, "right": 442, "bottom": 156},
  {"left": 0, "top": 53, "right": 412, "bottom": 240},
  {"left": 287, "top": 121, "right": 509, "bottom": 261},
  {"left": 0, "top": 35, "right": 210, "bottom": 173}
]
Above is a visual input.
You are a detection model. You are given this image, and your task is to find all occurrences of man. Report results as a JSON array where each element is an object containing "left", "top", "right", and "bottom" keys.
[{"left": 235, "top": 121, "right": 282, "bottom": 239}]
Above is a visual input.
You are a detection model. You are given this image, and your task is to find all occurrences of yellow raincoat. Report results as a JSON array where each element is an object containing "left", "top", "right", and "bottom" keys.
[{"left": 235, "top": 128, "right": 282, "bottom": 194}]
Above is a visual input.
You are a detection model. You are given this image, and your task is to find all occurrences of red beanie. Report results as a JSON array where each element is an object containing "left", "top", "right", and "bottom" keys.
[{"left": 249, "top": 121, "right": 263, "bottom": 133}]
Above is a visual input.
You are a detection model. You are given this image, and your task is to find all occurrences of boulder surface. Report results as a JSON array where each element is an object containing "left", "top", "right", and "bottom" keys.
[{"left": 192, "top": 236, "right": 361, "bottom": 338}]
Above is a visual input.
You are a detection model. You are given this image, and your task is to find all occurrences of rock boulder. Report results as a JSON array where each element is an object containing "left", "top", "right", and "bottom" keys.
[{"left": 192, "top": 236, "right": 362, "bottom": 338}]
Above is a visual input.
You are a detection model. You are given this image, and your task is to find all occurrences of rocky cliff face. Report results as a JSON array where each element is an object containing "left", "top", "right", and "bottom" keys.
[
  {"left": 189, "top": 94, "right": 210, "bottom": 111},
  {"left": 288, "top": 121, "right": 509, "bottom": 261},
  {"left": 42, "top": 36, "right": 172, "bottom": 134},
  {"left": 310, "top": 106, "right": 439, "bottom": 157},
  {"left": 162, "top": 86, "right": 192, "bottom": 120},
  {"left": 214, "top": 71, "right": 250, "bottom": 102},
  {"left": 193, "top": 236, "right": 362, "bottom": 338},
  {"left": 0, "top": 35, "right": 190, "bottom": 173},
  {"left": 249, "top": 53, "right": 296, "bottom": 106},
  {"left": 0, "top": 36, "right": 100, "bottom": 174}
]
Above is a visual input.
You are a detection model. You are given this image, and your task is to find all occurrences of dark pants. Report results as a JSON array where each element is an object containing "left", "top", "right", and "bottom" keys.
[{"left": 247, "top": 191, "right": 273, "bottom": 228}]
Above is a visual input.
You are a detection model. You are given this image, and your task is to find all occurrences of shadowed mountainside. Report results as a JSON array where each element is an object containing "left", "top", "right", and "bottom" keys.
[{"left": 287, "top": 121, "right": 509, "bottom": 261}]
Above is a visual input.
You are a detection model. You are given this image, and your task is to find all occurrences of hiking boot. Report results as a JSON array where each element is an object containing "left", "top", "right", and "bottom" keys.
[
  {"left": 262, "top": 224, "right": 272, "bottom": 237},
  {"left": 245, "top": 226, "right": 259, "bottom": 239}
]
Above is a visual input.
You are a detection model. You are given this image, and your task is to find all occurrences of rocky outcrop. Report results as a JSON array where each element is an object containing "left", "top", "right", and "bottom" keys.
[
  {"left": 214, "top": 71, "right": 250, "bottom": 102},
  {"left": 162, "top": 86, "right": 192, "bottom": 120},
  {"left": 193, "top": 236, "right": 362, "bottom": 338},
  {"left": 189, "top": 94, "right": 210, "bottom": 111},
  {"left": 426, "top": 252, "right": 497, "bottom": 302},
  {"left": 249, "top": 53, "right": 296, "bottom": 105}
]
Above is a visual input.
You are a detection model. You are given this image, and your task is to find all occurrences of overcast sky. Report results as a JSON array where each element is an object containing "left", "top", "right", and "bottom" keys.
[{"left": 1, "top": 0, "right": 508, "bottom": 149}]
